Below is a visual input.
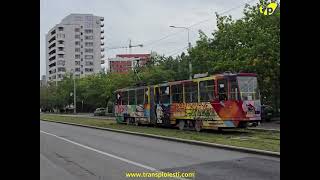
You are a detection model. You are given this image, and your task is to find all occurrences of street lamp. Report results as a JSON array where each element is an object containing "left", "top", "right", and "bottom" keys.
[
  {"left": 169, "top": 25, "right": 192, "bottom": 80},
  {"left": 71, "top": 69, "right": 76, "bottom": 114}
]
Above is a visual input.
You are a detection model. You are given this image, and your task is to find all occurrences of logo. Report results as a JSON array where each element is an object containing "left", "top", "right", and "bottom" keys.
[{"left": 259, "top": 1, "right": 278, "bottom": 15}]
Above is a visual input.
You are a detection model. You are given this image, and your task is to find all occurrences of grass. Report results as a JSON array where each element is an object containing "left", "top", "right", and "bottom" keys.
[{"left": 40, "top": 114, "right": 280, "bottom": 152}]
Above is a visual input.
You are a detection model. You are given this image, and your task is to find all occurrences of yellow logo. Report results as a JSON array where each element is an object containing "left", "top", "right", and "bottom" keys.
[{"left": 259, "top": 2, "right": 278, "bottom": 15}]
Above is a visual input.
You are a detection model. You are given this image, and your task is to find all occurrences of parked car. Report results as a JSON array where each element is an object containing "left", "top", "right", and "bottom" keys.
[
  {"left": 261, "top": 105, "right": 273, "bottom": 121},
  {"left": 94, "top": 108, "right": 106, "bottom": 116}
]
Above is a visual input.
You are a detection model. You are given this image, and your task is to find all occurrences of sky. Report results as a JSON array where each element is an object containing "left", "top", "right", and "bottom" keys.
[{"left": 40, "top": 0, "right": 258, "bottom": 79}]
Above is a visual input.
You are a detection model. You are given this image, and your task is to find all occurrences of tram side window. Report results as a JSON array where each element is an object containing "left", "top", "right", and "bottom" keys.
[
  {"left": 200, "top": 80, "right": 215, "bottom": 102},
  {"left": 144, "top": 88, "right": 149, "bottom": 104},
  {"left": 155, "top": 87, "right": 160, "bottom": 104},
  {"left": 230, "top": 78, "right": 240, "bottom": 100},
  {"left": 218, "top": 79, "right": 228, "bottom": 101},
  {"left": 122, "top": 91, "right": 128, "bottom": 105},
  {"left": 185, "top": 82, "right": 198, "bottom": 103},
  {"left": 136, "top": 89, "right": 145, "bottom": 104},
  {"left": 128, "top": 90, "right": 136, "bottom": 105},
  {"left": 116, "top": 92, "right": 121, "bottom": 105},
  {"left": 160, "top": 86, "right": 170, "bottom": 104},
  {"left": 171, "top": 84, "right": 183, "bottom": 103}
]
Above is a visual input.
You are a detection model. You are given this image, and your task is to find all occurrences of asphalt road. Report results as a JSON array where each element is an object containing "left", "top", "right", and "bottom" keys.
[{"left": 40, "top": 120, "right": 280, "bottom": 180}]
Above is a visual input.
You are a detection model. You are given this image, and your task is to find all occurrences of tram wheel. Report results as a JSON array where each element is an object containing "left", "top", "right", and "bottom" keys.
[
  {"left": 195, "top": 120, "right": 201, "bottom": 132},
  {"left": 178, "top": 120, "right": 185, "bottom": 130}
]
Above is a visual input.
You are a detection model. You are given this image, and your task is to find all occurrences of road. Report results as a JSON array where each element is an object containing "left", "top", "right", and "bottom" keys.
[{"left": 40, "top": 120, "right": 280, "bottom": 180}]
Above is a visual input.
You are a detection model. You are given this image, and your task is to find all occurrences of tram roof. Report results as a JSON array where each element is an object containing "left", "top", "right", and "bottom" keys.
[{"left": 115, "top": 72, "right": 257, "bottom": 92}]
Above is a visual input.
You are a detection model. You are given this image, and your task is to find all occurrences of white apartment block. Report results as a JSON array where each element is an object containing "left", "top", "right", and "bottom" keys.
[{"left": 46, "top": 14, "right": 105, "bottom": 82}]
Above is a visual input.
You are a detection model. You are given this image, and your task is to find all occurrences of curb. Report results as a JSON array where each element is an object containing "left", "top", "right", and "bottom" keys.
[{"left": 40, "top": 119, "right": 280, "bottom": 158}]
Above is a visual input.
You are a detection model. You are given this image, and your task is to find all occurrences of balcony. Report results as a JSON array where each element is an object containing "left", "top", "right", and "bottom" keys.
[
  {"left": 101, "top": 54, "right": 105, "bottom": 58},
  {"left": 101, "top": 42, "right": 104, "bottom": 46},
  {"left": 48, "top": 36, "right": 56, "bottom": 44},
  {"left": 49, "top": 55, "right": 56, "bottom": 62},
  {"left": 101, "top": 36, "right": 104, "bottom": 39},
  {"left": 101, "top": 48, "right": 105, "bottom": 52},
  {"left": 101, "top": 29, "right": 104, "bottom": 33},
  {"left": 48, "top": 43, "right": 56, "bottom": 50},
  {"left": 100, "top": 23, "right": 104, "bottom": 27},
  {"left": 100, "top": 17, "right": 104, "bottom": 21},
  {"left": 101, "top": 60, "right": 105, "bottom": 64}
]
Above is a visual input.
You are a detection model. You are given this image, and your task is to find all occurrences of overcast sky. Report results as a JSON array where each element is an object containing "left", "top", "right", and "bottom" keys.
[{"left": 40, "top": 0, "right": 258, "bottom": 79}]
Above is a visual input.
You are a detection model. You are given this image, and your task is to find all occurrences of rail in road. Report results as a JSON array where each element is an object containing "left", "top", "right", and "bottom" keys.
[{"left": 40, "top": 120, "right": 280, "bottom": 180}]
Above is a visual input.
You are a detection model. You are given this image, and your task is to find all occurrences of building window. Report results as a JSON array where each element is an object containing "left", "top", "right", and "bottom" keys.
[
  {"left": 85, "top": 48, "right": 93, "bottom": 53},
  {"left": 57, "top": 33, "right": 65, "bottom": 38},
  {"left": 75, "top": 41, "right": 80, "bottom": 46},
  {"left": 58, "top": 27, "right": 64, "bottom": 31},
  {"left": 58, "top": 47, "right": 64, "bottom": 51},
  {"left": 58, "top": 54, "right": 64, "bottom": 58},
  {"left": 58, "top": 40, "right": 64, "bottom": 44},
  {"left": 85, "top": 29, "right": 93, "bottom": 34},
  {"left": 85, "top": 61, "right": 93, "bottom": 66},
  {"left": 75, "top": 61, "right": 80, "bottom": 65},
  {"left": 85, "top": 55, "right": 93, "bottom": 59},
  {"left": 75, "top": 48, "right": 80, "bottom": 52},
  {"left": 75, "top": 35, "right": 80, "bottom": 39},
  {"left": 75, "top": 54, "right": 80, "bottom": 59},
  {"left": 85, "top": 42, "right": 93, "bottom": 47},
  {"left": 85, "top": 68, "right": 93, "bottom": 72},
  {"left": 57, "top": 67, "right": 65, "bottom": 72},
  {"left": 57, "top": 60, "right": 65, "bottom": 65},
  {"left": 75, "top": 28, "right": 80, "bottom": 32},
  {"left": 85, "top": 35, "right": 93, "bottom": 40},
  {"left": 75, "top": 68, "right": 80, "bottom": 72}
]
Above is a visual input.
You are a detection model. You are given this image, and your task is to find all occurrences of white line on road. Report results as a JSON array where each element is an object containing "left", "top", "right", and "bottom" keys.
[{"left": 40, "top": 130, "right": 189, "bottom": 180}]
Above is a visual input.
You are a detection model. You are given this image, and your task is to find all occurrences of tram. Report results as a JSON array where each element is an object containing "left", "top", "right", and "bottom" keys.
[{"left": 114, "top": 72, "right": 261, "bottom": 131}]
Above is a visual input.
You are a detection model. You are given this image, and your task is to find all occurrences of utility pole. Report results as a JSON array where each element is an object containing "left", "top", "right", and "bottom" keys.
[
  {"left": 71, "top": 69, "right": 76, "bottom": 114},
  {"left": 169, "top": 26, "right": 192, "bottom": 79}
]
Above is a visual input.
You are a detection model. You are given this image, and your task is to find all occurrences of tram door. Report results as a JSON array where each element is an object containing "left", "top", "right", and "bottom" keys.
[{"left": 149, "top": 86, "right": 156, "bottom": 124}]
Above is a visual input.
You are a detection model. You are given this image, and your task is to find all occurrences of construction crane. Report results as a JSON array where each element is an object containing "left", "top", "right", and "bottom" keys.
[{"left": 106, "top": 39, "right": 143, "bottom": 54}]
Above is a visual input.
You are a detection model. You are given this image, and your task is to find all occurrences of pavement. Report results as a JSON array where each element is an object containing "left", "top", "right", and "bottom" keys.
[{"left": 40, "top": 120, "right": 280, "bottom": 180}]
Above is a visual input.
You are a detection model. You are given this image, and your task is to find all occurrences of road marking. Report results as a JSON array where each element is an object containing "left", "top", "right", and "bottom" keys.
[{"left": 40, "top": 130, "right": 189, "bottom": 180}]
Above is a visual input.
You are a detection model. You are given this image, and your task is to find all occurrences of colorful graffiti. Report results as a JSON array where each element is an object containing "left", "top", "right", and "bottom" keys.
[
  {"left": 171, "top": 103, "right": 220, "bottom": 120},
  {"left": 156, "top": 104, "right": 170, "bottom": 124}
]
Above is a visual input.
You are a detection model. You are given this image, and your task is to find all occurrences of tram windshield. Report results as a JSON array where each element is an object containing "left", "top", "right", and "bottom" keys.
[{"left": 237, "top": 76, "right": 260, "bottom": 100}]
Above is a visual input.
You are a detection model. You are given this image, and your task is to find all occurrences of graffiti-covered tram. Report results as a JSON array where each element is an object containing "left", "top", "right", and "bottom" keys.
[{"left": 114, "top": 72, "right": 261, "bottom": 131}]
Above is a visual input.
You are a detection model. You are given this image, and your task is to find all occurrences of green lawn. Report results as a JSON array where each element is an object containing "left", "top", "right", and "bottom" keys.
[{"left": 40, "top": 114, "right": 280, "bottom": 152}]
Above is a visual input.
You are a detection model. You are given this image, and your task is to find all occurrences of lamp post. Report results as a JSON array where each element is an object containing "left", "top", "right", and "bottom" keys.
[
  {"left": 71, "top": 69, "right": 76, "bottom": 114},
  {"left": 169, "top": 25, "right": 192, "bottom": 79}
]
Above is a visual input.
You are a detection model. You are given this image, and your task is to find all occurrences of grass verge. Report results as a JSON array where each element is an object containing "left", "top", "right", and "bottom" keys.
[{"left": 40, "top": 114, "right": 280, "bottom": 152}]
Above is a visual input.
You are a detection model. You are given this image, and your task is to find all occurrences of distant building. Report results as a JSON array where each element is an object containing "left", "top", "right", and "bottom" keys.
[
  {"left": 46, "top": 14, "right": 105, "bottom": 83},
  {"left": 108, "top": 54, "right": 150, "bottom": 74}
]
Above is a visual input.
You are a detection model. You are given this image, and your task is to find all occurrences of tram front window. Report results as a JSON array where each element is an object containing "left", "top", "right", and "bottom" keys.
[{"left": 237, "top": 76, "right": 260, "bottom": 101}]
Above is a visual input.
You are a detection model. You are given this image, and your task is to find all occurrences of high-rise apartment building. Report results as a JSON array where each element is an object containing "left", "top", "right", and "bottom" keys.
[{"left": 46, "top": 14, "right": 104, "bottom": 82}]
